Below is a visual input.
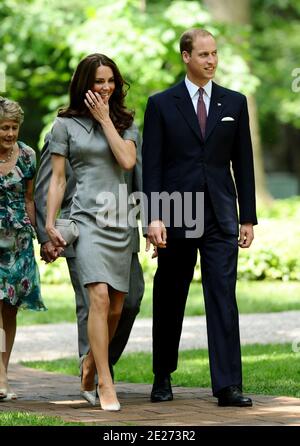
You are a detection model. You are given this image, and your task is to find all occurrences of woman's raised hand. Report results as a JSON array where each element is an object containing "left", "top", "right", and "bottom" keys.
[{"left": 84, "top": 90, "right": 110, "bottom": 123}]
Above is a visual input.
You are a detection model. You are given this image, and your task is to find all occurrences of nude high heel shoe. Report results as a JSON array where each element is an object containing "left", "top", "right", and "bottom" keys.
[
  {"left": 0, "top": 376, "right": 8, "bottom": 400},
  {"left": 98, "top": 385, "right": 121, "bottom": 411},
  {"left": 2, "top": 391, "right": 17, "bottom": 401},
  {"left": 79, "top": 355, "right": 96, "bottom": 406},
  {"left": 0, "top": 388, "right": 7, "bottom": 400}
]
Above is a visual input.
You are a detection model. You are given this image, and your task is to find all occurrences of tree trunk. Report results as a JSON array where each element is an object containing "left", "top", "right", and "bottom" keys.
[
  {"left": 203, "top": 0, "right": 272, "bottom": 205},
  {"left": 140, "top": 0, "right": 146, "bottom": 13}
]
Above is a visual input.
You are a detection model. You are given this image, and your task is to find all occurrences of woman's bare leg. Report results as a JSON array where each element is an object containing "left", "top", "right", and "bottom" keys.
[
  {"left": 1, "top": 303, "right": 18, "bottom": 396},
  {"left": 108, "top": 287, "right": 125, "bottom": 343},
  {"left": 86, "top": 283, "right": 124, "bottom": 409},
  {"left": 0, "top": 301, "right": 8, "bottom": 396},
  {"left": 2, "top": 303, "right": 18, "bottom": 370},
  {"left": 81, "top": 287, "right": 125, "bottom": 391}
]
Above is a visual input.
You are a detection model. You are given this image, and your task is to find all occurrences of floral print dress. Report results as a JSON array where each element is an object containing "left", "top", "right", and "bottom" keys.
[{"left": 0, "top": 141, "right": 46, "bottom": 310}]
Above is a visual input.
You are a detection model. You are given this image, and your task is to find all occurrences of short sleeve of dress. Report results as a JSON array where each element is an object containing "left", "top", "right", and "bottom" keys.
[
  {"left": 48, "top": 117, "right": 69, "bottom": 158},
  {"left": 18, "top": 143, "right": 36, "bottom": 179},
  {"left": 123, "top": 122, "right": 139, "bottom": 147},
  {"left": 27, "top": 148, "right": 36, "bottom": 179}
]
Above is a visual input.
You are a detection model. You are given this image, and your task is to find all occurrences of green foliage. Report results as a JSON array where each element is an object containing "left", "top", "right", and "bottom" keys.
[
  {"left": 0, "top": 0, "right": 98, "bottom": 147},
  {"left": 23, "top": 343, "right": 300, "bottom": 398},
  {"left": 238, "top": 243, "right": 300, "bottom": 281},
  {"left": 251, "top": 0, "right": 300, "bottom": 129},
  {"left": 0, "top": 0, "right": 261, "bottom": 146},
  {"left": 68, "top": 0, "right": 207, "bottom": 125},
  {"left": 257, "top": 196, "right": 300, "bottom": 219},
  {"left": 68, "top": 0, "right": 259, "bottom": 126},
  {"left": 0, "top": 0, "right": 299, "bottom": 187},
  {"left": 237, "top": 198, "right": 300, "bottom": 281}
]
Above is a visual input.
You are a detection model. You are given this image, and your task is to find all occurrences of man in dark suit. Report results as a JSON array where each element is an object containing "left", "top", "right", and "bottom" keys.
[
  {"left": 35, "top": 133, "right": 145, "bottom": 381},
  {"left": 142, "top": 29, "right": 257, "bottom": 407}
]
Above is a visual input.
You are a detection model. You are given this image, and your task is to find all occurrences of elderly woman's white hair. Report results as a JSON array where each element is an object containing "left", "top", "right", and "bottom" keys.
[{"left": 0, "top": 96, "right": 24, "bottom": 124}]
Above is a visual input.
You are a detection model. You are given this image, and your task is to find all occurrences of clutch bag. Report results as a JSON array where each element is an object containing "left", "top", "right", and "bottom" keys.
[{"left": 54, "top": 219, "right": 79, "bottom": 246}]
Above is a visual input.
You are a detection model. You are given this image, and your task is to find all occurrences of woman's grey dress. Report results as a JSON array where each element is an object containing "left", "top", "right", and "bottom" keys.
[{"left": 48, "top": 116, "right": 139, "bottom": 292}]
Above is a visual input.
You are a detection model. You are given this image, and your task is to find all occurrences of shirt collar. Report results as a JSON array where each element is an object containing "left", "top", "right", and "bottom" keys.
[
  {"left": 71, "top": 116, "right": 94, "bottom": 133},
  {"left": 185, "top": 76, "right": 212, "bottom": 100}
]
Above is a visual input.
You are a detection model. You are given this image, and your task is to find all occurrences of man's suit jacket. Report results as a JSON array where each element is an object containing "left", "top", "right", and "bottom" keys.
[
  {"left": 35, "top": 132, "right": 143, "bottom": 255},
  {"left": 142, "top": 80, "right": 257, "bottom": 237}
]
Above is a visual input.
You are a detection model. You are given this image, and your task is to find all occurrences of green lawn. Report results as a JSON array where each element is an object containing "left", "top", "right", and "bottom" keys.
[
  {"left": 23, "top": 343, "right": 300, "bottom": 398},
  {"left": 17, "top": 284, "right": 75, "bottom": 325},
  {"left": 0, "top": 411, "right": 84, "bottom": 426},
  {"left": 17, "top": 280, "right": 300, "bottom": 325}
]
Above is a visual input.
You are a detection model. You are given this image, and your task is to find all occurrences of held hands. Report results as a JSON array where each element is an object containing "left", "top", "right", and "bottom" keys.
[
  {"left": 146, "top": 220, "right": 167, "bottom": 257},
  {"left": 45, "top": 225, "right": 67, "bottom": 250},
  {"left": 40, "top": 241, "right": 64, "bottom": 264},
  {"left": 238, "top": 223, "right": 254, "bottom": 248},
  {"left": 84, "top": 90, "right": 110, "bottom": 124}
]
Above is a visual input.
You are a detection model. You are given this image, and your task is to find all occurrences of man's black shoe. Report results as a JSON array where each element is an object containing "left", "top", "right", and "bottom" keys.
[
  {"left": 151, "top": 374, "right": 173, "bottom": 402},
  {"left": 217, "top": 385, "right": 252, "bottom": 407}
]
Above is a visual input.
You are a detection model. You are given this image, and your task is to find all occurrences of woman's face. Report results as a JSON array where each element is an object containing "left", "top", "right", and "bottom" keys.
[
  {"left": 0, "top": 119, "right": 19, "bottom": 152},
  {"left": 92, "top": 65, "right": 116, "bottom": 103}
]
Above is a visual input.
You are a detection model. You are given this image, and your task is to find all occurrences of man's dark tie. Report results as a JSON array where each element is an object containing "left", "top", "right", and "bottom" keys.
[{"left": 197, "top": 87, "right": 207, "bottom": 139}]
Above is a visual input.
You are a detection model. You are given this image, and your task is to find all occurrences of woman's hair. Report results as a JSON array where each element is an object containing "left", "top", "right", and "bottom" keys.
[
  {"left": 58, "top": 53, "right": 134, "bottom": 134},
  {"left": 0, "top": 97, "right": 24, "bottom": 124}
]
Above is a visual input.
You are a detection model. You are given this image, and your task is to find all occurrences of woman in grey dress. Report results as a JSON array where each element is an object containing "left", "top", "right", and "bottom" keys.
[{"left": 46, "top": 54, "right": 138, "bottom": 411}]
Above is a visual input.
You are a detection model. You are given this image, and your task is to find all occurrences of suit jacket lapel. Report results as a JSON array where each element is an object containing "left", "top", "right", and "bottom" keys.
[
  {"left": 204, "top": 82, "right": 225, "bottom": 142},
  {"left": 173, "top": 81, "right": 203, "bottom": 144}
]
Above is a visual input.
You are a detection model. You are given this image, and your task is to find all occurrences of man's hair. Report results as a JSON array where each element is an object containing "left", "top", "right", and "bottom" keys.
[{"left": 179, "top": 29, "right": 215, "bottom": 55}]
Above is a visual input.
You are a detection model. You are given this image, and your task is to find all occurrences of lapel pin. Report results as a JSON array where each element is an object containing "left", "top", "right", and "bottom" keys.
[{"left": 217, "top": 103, "right": 222, "bottom": 106}]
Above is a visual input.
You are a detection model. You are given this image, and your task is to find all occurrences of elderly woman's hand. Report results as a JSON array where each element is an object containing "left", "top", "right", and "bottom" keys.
[{"left": 40, "top": 241, "right": 64, "bottom": 263}]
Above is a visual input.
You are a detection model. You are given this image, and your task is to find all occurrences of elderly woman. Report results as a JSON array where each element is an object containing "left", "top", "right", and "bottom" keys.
[{"left": 0, "top": 97, "right": 45, "bottom": 401}]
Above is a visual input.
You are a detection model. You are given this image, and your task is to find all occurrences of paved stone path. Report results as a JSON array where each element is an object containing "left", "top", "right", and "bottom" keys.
[
  {"left": 1, "top": 364, "right": 300, "bottom": 426},
  {"left": 2, "top": 311, "right": 300, "bottom": 426}
]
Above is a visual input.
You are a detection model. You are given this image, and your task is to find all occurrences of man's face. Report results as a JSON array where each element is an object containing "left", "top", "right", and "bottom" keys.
[{"left": 182, "top": 35, "right": 218, "bottom": 86}]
